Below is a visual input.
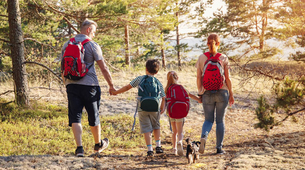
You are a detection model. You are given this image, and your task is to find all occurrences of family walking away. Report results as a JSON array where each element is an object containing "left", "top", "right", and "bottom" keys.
[{"left": 61, "top": 19, "right": 234, "bottom": 159}]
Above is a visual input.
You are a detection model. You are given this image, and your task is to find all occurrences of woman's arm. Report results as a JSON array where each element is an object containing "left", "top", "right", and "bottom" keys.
[
  {"left": 189, "top": 93, "right": 202, "bottom": 103},
  {"left": 224, "top": 64, "right": 234, "bottom": 106},
  {"left": 197, "top": 66, "right": 203, "bottom": 95}
]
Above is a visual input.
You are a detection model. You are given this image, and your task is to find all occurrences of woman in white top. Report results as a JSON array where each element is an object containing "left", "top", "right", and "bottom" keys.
[{"left": 196, "top": 33, "right": 234, "bottom": 154}]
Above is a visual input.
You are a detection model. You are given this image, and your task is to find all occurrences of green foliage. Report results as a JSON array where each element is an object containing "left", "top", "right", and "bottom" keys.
[
  {"left": 255, "top": 96, "right": 275, "bottom": 131},
  {"left": 0, "top": 98, "right": 145, "bottom": 156},
  {"left": 0, "top": 99, "right": 67, "bottom": 122},
  {"left": 255, "top": 77, "right": 305, "bottom": 131}
]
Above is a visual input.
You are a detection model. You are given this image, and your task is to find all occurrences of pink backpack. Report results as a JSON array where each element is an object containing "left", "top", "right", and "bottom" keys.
[
  {"left": 61, "top": 38, "right": 91, "bottom": 80},
  {"left": 166, "top": 84, "right": 190, "bottom": 119},
  {"left": 202, "top": 52, "right": 224, "bottom": 91}
]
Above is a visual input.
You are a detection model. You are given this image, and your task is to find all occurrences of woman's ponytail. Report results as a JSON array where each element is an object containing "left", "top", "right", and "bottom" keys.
[{"left": 207, "top": 33, "right": 220, "bottom": 55}]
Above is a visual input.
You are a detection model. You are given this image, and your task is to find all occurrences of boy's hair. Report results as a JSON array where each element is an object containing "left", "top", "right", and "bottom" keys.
[{"left": 146, "top": 59, "right": 160, "bottom": 74}]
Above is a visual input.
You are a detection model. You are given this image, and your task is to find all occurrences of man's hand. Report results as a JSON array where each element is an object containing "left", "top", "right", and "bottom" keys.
[{"left": 109, "top": 86, "right": 116, "bottom": 95}]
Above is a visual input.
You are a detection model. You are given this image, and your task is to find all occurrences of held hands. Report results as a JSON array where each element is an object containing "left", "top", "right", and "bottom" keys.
[{"left": 109, "top": 87, "right": 117, "bottom": 95}]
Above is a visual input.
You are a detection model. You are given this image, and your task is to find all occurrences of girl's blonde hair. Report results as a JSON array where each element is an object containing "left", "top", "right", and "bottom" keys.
[
  {"left": 165, "top": 71, "right": 178, "bottom": 94},
  {"left": 207, "top": 33, "right": 220, "bottom": 54}
]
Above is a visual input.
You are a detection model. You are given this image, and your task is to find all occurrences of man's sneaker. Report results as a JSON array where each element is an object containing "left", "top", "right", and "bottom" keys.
[
  {"left": 216, "top": 148, "right": 225, "bottom": 154},
  {"left": 75, "top": 146, "right": 84, "bottom": 157},
  {"left": 155, "top": 146, "right": 164, "bottom": 154},
  {"left": 94, "top": 138, "right": 109, "bottom": 153},
  {"left": 177, "top": 141, "right": 183, "bottom": 156},
  {"left": 199, "top": 138, "right": 206, "bottom": 154},
  {"left": 147, "top": 151, "right": 154, "bottom": 157}
]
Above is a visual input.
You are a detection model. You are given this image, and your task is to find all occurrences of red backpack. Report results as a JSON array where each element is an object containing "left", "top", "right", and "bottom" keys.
[
  {"left": 61, "top": 38, "right": 91, "bottom": 80},
  {"left": 166, "top": 84, "right": 190, "bottom": 119},
  {"left": 202, "top": 52, "right": 224, "bottom": 91}
]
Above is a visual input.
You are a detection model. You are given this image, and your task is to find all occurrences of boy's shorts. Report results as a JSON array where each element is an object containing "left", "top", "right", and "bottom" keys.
[
  {"left": 66, "top": 84, "right": 101, "bottom": 127},
  {"left": 138, "top": 111, "right": 160, "bottom": 133}
]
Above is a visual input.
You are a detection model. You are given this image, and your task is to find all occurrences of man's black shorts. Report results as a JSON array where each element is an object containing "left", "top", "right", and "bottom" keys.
[{"left": 66, "top": 84, "right": 101, "bottom": 127}]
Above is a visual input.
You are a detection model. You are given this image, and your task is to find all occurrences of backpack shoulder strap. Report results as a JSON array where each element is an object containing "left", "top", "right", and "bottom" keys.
[
  {"left": 214, "top": 53, "right": 222, "bottom": 59},
  {"left": 204, "top": 52, "right": 210, "bottom": 58},
  {"left": 69, "top": 38, "right": 76, "bottom": 43},
  {"left": 82, "top": 38, "right": 91, "bottom": 45}
]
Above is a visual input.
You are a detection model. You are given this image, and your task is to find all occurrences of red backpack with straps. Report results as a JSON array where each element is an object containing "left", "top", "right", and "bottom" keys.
[
  {"left": 166, "top": 84, "right": 190, "bottom": 119},
  {"left": 202, "top": 52, "right": 225, "bottom": 91},
  {"left": 61, "top": 38, "right": 91, "bottom": 80}
]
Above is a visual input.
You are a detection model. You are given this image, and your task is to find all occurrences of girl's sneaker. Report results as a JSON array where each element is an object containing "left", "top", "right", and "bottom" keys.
[
  {"left": 177, "top": 141, "right": 183, "bottom": 156},
  {"left": 173, "top": 148, "right": 178, "bottom": 156}
]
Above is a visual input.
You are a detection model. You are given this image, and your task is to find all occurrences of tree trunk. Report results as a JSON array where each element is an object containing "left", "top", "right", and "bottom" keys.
[
  {"left": 160, "top": 32, "right": 166, "bottom": 70},
  {"left": 7, "top": 0, "right": 29, "bottom": 106},
  {"left": 124, "top": 24, "right": 130, "bottom": 66},
  {"left": 176, "top": 11, "right": 181, "bottom": 70}
]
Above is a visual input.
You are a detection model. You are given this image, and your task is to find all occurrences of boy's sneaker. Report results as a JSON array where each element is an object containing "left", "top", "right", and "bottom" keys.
[
  {"left": 155, "top": 146, "right": 164, "bottom": 154},
  {"left": 216, "top": 148, "right": 225, "bottom": 154},
  {"left": 94, "top": 138, "right": 109, "bottom": 153},
  {"left": 147, "top": 151, "right": 154, "bottom": 157},
  {"left": 177, "top": 142, "right": 183, "bottom": 156},
  {"left": 199, "top": 138, "right": 206, "bottom": 154},
  {"left": 75, "top": 146, "right": 84, "bottom": 157}
]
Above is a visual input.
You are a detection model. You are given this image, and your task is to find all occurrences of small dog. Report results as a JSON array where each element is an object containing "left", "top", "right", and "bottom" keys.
[{"left": 185, "top": 138, "right": 201, "bottom": 164}]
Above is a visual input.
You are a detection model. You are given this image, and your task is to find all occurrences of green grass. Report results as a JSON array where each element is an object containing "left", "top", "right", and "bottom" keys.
[{"left": 0, "top": 99, "right": 145, "bottom": 156}]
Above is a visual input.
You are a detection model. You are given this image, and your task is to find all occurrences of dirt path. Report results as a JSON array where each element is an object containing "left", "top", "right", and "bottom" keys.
[{"left": 1, "top": 95, "right": 305, "bottom": 170}]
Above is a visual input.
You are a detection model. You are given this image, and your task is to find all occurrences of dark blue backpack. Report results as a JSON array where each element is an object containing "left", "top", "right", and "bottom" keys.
[{"left": 138, "top": 75, "right": 161, "bottom": 112}]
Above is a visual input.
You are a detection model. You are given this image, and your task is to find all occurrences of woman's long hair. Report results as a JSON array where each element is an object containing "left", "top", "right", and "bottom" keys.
[
  {"left": 165, "top": 71, "right": 178, "bottom": 94},
  {"left": 207, "top": 33, "right": 220, "bottom": 55}
]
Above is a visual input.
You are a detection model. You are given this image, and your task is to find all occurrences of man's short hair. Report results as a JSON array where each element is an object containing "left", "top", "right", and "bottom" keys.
[
  {"left": 81, "top": 19, "right": 97, "bottom": 30},
  {"left": 146, "top": 59, "right": 160, "bottom": 74}
]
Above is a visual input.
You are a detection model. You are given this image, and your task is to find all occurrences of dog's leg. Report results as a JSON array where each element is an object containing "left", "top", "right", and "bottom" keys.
[{"left": 188, "top": 154, "right": 193, "bottom": 164}]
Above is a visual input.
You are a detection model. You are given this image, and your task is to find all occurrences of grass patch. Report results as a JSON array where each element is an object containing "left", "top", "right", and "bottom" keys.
[{"left": 0, "top": 99, "right": 145, "bottom": 156}]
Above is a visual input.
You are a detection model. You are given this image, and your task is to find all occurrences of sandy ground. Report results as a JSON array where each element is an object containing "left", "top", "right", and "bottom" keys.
[{"left": 0, "top": 85, "right": 305, "bottom": 170}]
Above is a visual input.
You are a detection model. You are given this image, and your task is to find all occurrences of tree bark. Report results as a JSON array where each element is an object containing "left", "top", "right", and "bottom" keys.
[
  {"left": 8, "top": 0, "right": 29, "bottom": 106},
  {"left": 125, "top": 24, "right": 130, "bottom": 66},
  {"left": 176, "top": 11, "right": 181, "bottom": 70},
  {"left": 160, "top": 32, "right": 166, "bottom": 70}
]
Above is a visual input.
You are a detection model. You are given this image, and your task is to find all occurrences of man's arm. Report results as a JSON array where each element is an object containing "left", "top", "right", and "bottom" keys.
[{"left": 96, "top": 60, "right": 115, "bottom": 94}]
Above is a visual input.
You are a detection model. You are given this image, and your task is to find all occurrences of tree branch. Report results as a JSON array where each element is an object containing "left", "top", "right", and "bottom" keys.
[
  {"left": 103, "top": 58, "right": 120, "bottom": 72},
  {"left": 24, "top": 38, "right": 57, "bottom": 51},
  {"left": 23, "top": 61, "right": 63, "bottom": 82},
  {"left": 0, "top": 15, "right": 8, "bottom": 17},
  {"left": 230, "top": 58, "right": 286, "bottom": 81},
  {"left": 0, "top": 90, "right": 14, "bottom": 96},
  {"left": 271, "top": 107, "right": 305, "bottom": 129},
  {"left": 0, "top": 38, "right": 10, "bottom": 43},
  {"left": 62, "top": 16, "right": 80, "bottom": 34}
]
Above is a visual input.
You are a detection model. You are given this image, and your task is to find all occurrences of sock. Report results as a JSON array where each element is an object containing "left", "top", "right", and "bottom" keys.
[
  {"left": 155, "top": 140, "right": 161, "bottom": 147},
  {"left": 178, "top": 140, "right": 182, "bottom": 144},
  {"left": 77, "top": 146, "right": 83, "bottom": 149},
  {"left": 147, "top": 145, "right": 153, "bottom": 151}
]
